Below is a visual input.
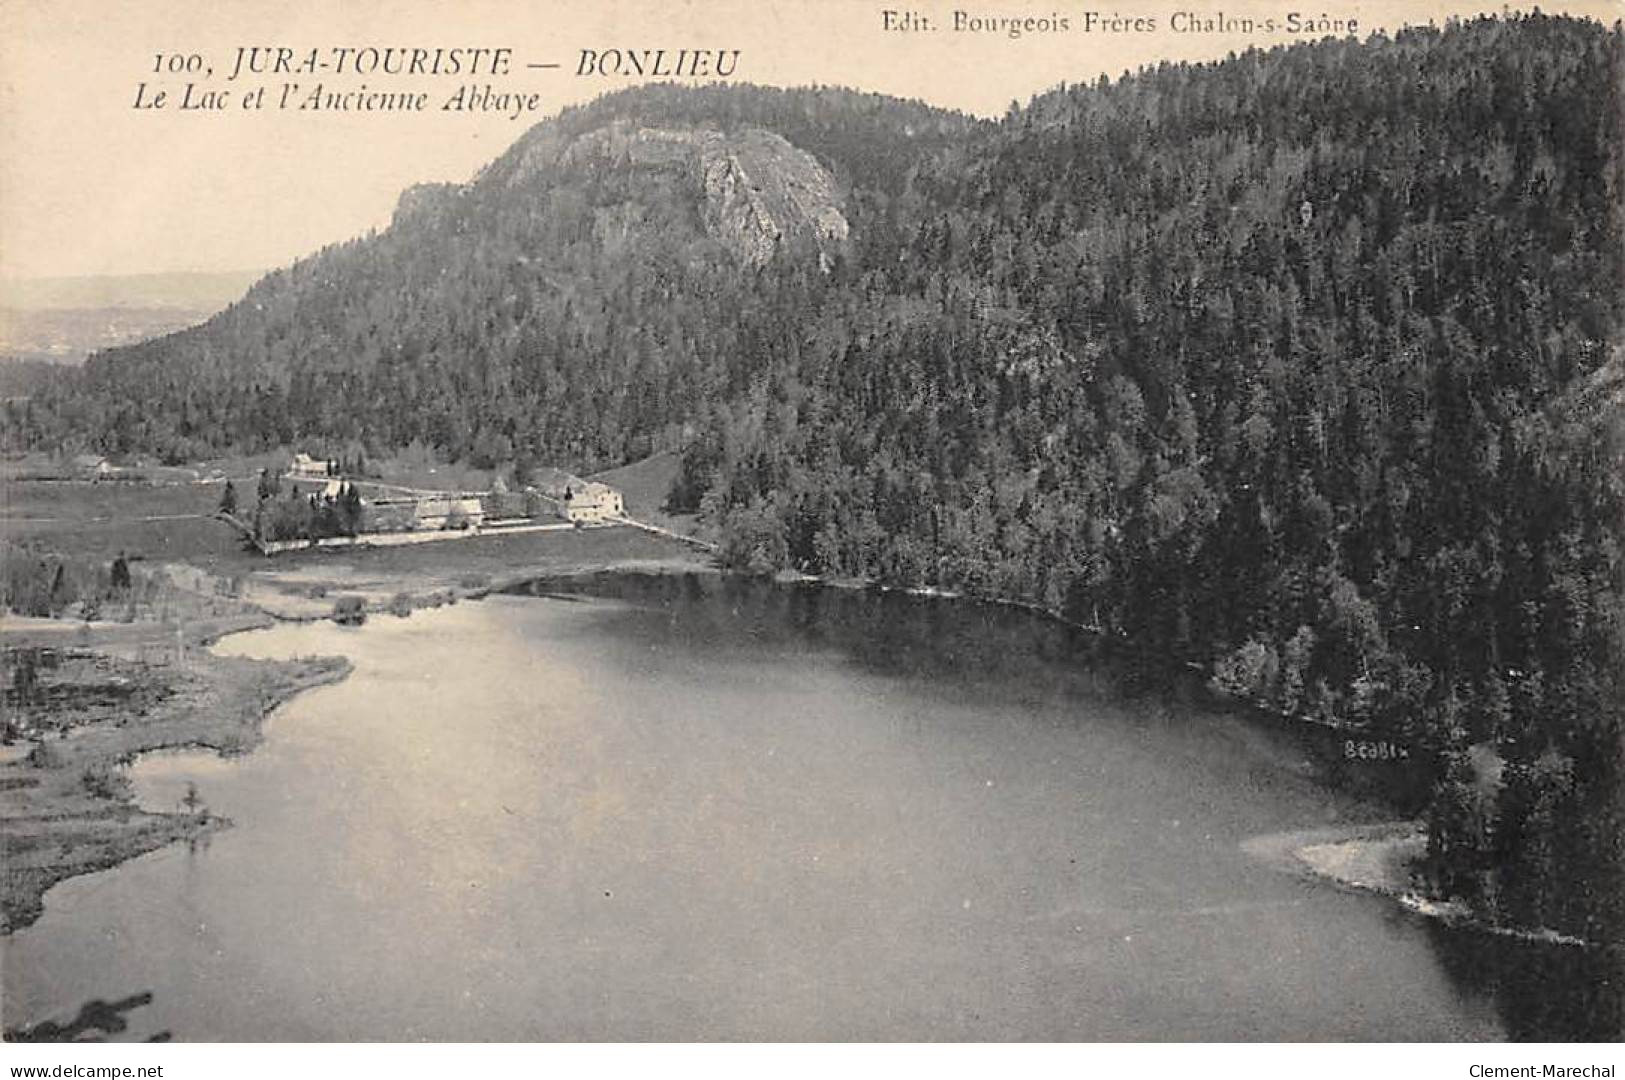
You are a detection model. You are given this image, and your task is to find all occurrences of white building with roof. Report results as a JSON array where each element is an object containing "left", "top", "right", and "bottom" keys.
[
  {"left": 291, "top": 452, "right": 329, "bottom": 478},
  {"left": 561, "top": 482, "right": 624, "bottom": 524}
]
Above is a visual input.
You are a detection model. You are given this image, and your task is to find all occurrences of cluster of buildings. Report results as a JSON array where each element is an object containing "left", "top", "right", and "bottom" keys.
[{"left": 283, "top": 452, "right": 626, "bottom": 536}]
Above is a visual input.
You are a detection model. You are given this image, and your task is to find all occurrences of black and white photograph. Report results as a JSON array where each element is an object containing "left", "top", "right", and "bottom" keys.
[{"left": 0, "top": 0, "right": 1621, "bottom": 1063}]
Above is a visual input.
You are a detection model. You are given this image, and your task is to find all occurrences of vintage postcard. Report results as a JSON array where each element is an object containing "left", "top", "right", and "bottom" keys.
[{"left": 1, "top": 0, "right": 1621, "bottom": 1057}]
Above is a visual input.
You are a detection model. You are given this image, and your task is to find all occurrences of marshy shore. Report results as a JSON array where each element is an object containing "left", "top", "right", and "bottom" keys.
[
  {"left": 0, "top": 521, "right": 712, "bottom": 936},
  {"left": 0, "top": 613, "right": 350, "bottom": 934}
]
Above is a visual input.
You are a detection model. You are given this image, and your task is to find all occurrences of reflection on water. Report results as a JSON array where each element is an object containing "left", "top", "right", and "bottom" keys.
[
  {"left": 1, "top": 573, "right": 1616, "bottom": 1040},
  {"left": 1425, "top": 922, "right": 1623, "bottom": 1042},
  {"left": 4, "top": 992, "right": 170, "bottom": 1043}
]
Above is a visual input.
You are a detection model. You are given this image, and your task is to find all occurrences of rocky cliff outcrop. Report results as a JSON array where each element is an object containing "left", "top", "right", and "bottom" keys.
[{"left": 539, "top": 122, "right": 849, "bottom": 268}]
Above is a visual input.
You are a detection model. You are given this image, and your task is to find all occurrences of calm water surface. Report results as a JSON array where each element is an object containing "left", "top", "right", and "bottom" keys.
[{"left": 3, "top": 576, "right": 1614, "bottom": 1039}]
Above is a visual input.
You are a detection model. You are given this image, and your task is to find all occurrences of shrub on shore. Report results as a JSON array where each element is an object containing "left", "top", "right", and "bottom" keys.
[
  {"left": 330, "top": 596, "right": 367, "bottom": 626},
  {"left": 80, "top": 765, "right": 126, "bottom": 800}
]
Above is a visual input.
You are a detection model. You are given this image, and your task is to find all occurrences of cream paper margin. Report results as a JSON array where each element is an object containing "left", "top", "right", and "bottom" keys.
[{"left": 1, "top": 0, "right": 1618, "bottom": 283}]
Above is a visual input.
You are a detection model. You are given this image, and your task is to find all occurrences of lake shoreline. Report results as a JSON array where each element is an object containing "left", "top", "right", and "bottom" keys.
[
  {"left": 4, "top": 546, "right": 1589, "bottom": 961},
  {"left": 0, "top": 530, "right": 713, "bottom": 939},
  {"left": 1245, "top": 822, "right": 1608, "bottom": 950},
  {"left": 8, "top": 565, "right": 1591, "bottom": 960},
  {"left": 0, "top": 549, "right": 1139, "bottom": 943},
  {"left": 5, "top": 567, "right": 1612, "bottom": 1040},
  {"left": 0, "top": 612, "right": 350, "bottom": 938},
  {"left": 227, "top": 531, "right": 714, "bottom": 622}
]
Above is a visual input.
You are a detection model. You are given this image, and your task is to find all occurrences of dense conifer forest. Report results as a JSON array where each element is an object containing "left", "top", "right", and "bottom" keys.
[{"left": 6, "top": 14, "right": 1621, "bottom": 943}]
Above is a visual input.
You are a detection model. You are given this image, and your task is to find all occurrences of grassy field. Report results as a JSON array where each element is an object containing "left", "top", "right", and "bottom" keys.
[
  {"left": 2, "top": 451, "right": 274, "bottom": 485},
  {"left": 251, "top": 524, "right": 705, "bottom": 603},
  {"left": 8, "top": 478, "right": 218, "bottom": 519},
  {"left": 590, "top": 449, "right": 677, "bottom": 511},
  {"left": 5, "top": 450, "right": 714, "bottom": 624},
  {"left": 590, "top": 449, "right": 708, "bottom": 536},
  {"left": 5, "top": 476, "right": 260, "bottom": 570}
]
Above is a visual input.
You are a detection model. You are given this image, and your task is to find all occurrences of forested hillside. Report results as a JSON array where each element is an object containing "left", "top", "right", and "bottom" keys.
[
  {"left": 682, "top": 15, "right": 1624, "bottom": 943},
  {"left": 7, "top": 84, "right": 975, "bottom": 470},
  {"left": 6, "top": 14, "right": 1621, "bottom": 943}
]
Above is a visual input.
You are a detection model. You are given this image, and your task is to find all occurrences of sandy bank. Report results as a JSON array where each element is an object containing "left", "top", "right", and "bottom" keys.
[{"left": 1245, "top": 822, "right": 1603, "bottom": 949}]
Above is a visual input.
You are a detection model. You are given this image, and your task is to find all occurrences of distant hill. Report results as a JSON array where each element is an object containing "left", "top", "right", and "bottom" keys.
[
  {"left": 0, "top": 270, "right": 263, "bottom": 366},
  {"left": 2, "top": 271, "right": 262, "bottom": 312},
  {"left": 1, "top": 306, "right": 218, "bottom": 365}
]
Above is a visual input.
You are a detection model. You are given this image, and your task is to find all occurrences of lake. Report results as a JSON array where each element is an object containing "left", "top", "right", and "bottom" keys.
[{"left": 3, "top": 574, "right": 1615, "bottom": 1040}]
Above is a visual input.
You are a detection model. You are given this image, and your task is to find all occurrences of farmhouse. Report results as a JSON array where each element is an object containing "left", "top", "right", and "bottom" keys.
[
  {"left": 290, "top": 452, "right": 331, "bottom": 478},
  {"left": 561, "top": 482, "right": 624, "bottom": 524}
]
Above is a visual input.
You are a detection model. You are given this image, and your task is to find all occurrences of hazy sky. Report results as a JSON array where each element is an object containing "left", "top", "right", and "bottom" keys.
[{"left": 1, "top": 0, "right": 1617, "bottom": 280}]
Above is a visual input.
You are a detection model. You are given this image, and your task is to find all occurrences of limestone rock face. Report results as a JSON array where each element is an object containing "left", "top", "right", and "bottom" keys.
[
  {"left": 693, "top": 128, "right": 850, "bottom": 269},
  {"left": 524, "top": 122, "right": 849, "bottom": 269}
]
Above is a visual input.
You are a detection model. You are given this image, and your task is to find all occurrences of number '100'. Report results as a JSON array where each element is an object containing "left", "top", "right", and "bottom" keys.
[{"left": 154, "top": 53, "right": 204, "bottom": 74}]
